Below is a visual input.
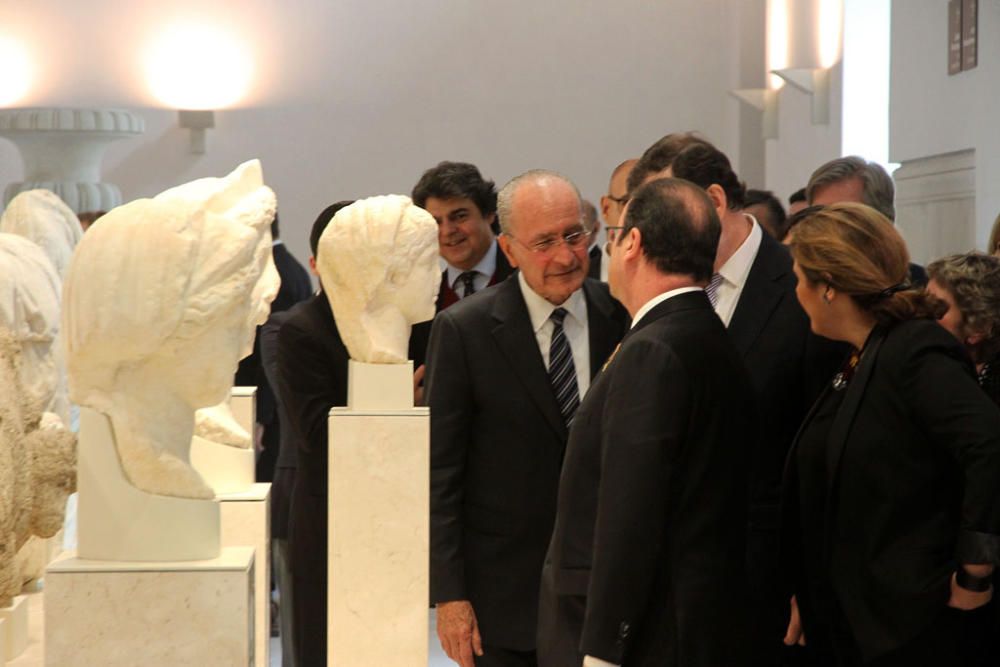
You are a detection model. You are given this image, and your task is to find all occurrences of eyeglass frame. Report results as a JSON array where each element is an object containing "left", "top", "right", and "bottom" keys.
[
  {"left": 604, "top": 226, "right": 627, "bottom": 255},
  {"left": 505, "top": 225, "right": 594, "bottom": 255}
]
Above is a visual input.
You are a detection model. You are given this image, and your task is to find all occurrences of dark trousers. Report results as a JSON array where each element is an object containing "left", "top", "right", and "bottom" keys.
[
  {"left": 475, "top": 645, "right": 537, "bottom": 667},
  {"left": 289, "top": 490, "right": 326, "bottom": 667}
]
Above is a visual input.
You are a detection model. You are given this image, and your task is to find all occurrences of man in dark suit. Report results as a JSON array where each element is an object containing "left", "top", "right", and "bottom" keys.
[
  {"left": 274, "top": 201, "right": 355, "bottom": 667},
  {"left": 538, "top": 177, "right": 756, "bottom": 666},
  {"left": 412, "top": 162, "right": 514, "bottom": 311},
  {"left": 806, "top": 155, "right": 928, "bottom": 286},
  {"left": 426, "top": 170, "right": 628, "bottom": 667},
  {"left": 234, "top": 212, "right": 313, "bottom": 482},
  {"left": 632, "top": 136, "right": 845, "bottom": 665}
]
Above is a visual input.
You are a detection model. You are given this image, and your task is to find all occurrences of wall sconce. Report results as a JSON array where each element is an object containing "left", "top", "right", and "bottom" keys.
[
  {"left": 770, "top": 68, "right": 831, "bottom": 125},
  {"left": 178, "top": 110, "right": 215, "bottom": 154},
  {"left": 730, "top": 89, "right": 778, "bottom": 140}
]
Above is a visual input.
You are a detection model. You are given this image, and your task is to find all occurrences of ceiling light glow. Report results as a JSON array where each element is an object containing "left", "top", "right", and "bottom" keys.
[
  {"left": 0, "top": 37, "right": 32, "bottom": 106},
  {"left": 145, "top": 23, "right": 253, "bottom": 109}
]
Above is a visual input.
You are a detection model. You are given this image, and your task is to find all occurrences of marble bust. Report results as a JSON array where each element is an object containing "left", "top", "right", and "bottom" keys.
[
  {"left": 63, "top": 160, "right": 277, "bottom": 500},
  {"left": 0, "top": 233, "right": 76, "bottom": 602},
  {"left": 318, "top": 195, "right": 439, "bottom": 363},
  {"left": 0, "top": 189, "right": 84, "bottom": 278}
]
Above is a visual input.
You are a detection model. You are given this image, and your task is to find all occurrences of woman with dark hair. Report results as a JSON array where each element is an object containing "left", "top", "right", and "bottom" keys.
[
  {"left": 780, "top": 203, "right": 1000, "bottom": 666},
  {"left": 927, "top": 253, "right": 1000, "bottom": 406}
]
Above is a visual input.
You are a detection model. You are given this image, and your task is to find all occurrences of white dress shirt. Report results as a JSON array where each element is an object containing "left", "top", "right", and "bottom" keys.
[
  {"left": 445, "top": 239, "right": 498, "bottom": 298},
  {"left": 517, "top": 272, "right": 591, "bottom": 398},
  {"left": 713, "top": 215, "right": 762, "bottom": 327}
]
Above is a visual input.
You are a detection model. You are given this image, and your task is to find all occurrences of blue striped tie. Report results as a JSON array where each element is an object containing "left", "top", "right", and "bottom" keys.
[
  {"left": 705, "top": 273, "right": 724, "bottom": 308},
  {"left": 549, "top": 308, "right": 580, "bottom": 427}
]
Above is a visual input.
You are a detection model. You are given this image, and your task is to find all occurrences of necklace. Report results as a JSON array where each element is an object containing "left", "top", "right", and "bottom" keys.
[{"left": 832, "top": 348, "right": 861, "bottom": 391}]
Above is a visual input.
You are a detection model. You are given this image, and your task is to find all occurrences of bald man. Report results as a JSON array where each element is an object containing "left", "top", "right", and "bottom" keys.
[{"left": 594, "top": 159, "right": 637, "bottom": 282}]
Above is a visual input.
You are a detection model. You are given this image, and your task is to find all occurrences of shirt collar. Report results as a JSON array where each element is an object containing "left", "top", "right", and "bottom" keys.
[
  {"left": 518, "top": 272, "right": 587, "bottom": 333},
  {"left": 272, "top": 239, "right": 284, "bottom": 248},
  {"left": 631, "top": 286, "right": 703, "bottom": 329},
  {"left": 717, "top": 214, "right": 762, "bottom": 288},
  {"left": 446, "top": 238, "right": 498, "bottom": 287}
]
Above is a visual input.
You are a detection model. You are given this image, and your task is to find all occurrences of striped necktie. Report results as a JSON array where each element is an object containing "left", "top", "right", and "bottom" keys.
[
  {"left": 549, "top": 307, "right": 580, "bottom": 427},
  {"left": 458, "top": 271, "right": 478, "bottom": 297},
  {"left": 705, "top": 272, "right": 724, "bottom": 308}
]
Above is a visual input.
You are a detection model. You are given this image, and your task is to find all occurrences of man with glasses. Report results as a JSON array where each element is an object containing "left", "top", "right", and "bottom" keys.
[
  {"left": 592, "top": 159, "right": 637, "bottom": 282},
  {"left": 425, "top": 169, "right": 628, "bottom": 667}
]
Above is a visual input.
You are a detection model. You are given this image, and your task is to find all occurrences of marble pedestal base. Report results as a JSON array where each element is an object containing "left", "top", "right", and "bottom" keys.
[
  {"left": 0, "top": 596, "right": 27, "bottom": 660},
  {"left": 44, "top": 547, "right": 255, "bottom": 667},
  {"left": 328, "top": 370, "right": 428, "bottom": 667},
  {"left": 0, "top": 617, "right": 6, "bottom": 666},
  {"left": 219, "top": 483, "right": 271, "bottom": 667}
]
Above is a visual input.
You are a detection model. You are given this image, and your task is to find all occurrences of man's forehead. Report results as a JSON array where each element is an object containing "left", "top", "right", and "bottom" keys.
[{"left": 425, "top": 196, "right": 478, "bottom": 215}]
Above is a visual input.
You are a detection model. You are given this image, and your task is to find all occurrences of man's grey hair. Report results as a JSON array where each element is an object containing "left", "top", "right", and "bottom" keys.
[
  {"left": 806, "top": 156, "right": 896, "bottom": 221},
  {"left": 496, "top": 169, "right": 583, "bottom": 235}
]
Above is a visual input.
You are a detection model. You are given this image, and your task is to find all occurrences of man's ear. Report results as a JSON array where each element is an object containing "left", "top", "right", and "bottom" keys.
[
  {"left": 599, "top": 195, "right": 612, "bottom": 223},
  {"left": 309, "top": 256, "right": 319, "bottom": 277},
  {"left": 622, "top": 227, "right": 642, "bottom": 261},
  {"left": 498, "top": 234, "right": 519, "bottom": 268},
  {"left": 705, "top": 183, "right": 728, "bottom": 217}
]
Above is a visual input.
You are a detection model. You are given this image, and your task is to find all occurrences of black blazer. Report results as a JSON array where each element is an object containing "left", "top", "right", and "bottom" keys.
[
  {"left": 587, "top": 245, "right": 602, "bottom": 280},
  {"left": 425, "top": 276, "right": 627, "bottom": 651},
  {"left": 782, "top": 319, "right": 1000, "bottom": 661},
  {"left": 729, "top": 232, "right": 845, "bottom": 518},
  {"left": 260, "top": 310, "right": 296, "bottom": 540},
  {"left": 539, "top": 291, "right": 756, "bottom": 666}
]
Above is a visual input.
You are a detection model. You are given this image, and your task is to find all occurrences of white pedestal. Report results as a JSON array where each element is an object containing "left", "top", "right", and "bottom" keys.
[
  {"left": 0, "top": 617, "right": 6, "bottom": 666},
  {"left": 219, "top": 483, "right": 271, "bottom": 667},
  {"left": 76, "top": 408, "right": 220, "bottom": 561},
  {"left": 44, "top": 547, "right": 255, "bottom": 667},
  {"left": 328, "top": 362, "right": 428, "bottom": 667},
  {"left": 0, "top": 596, "right": 27, "bottom": 660},
  {"left": 191, "top": 387, "right": 257, "bottom": 495}
]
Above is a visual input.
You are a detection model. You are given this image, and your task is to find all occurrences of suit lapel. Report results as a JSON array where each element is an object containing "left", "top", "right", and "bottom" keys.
[
  {"left": 584, "top": 279, "right": 619, "bottom": 381},
  {"left": 728, "top": 233, "right": 791, "bottom": 357},
  {"left": 490, "top": 279, "right": 568, "bottom": 441},
  {"left": 823, "top": 327, "right": 886, "bottom": 515}
]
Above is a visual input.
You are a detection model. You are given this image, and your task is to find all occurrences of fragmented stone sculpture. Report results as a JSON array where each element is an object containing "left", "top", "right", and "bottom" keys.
[
  {"left": 0, "top": 189, "right": 84, "bottom": 278},
  {"left": 318, "top": 195, "right": 439, "bottom": 363},
  {"left": 63, "top": 160, "right": 278, "bottom": 500},
  {"left": 194, "top": 401, "right": 252, "bottom": 449},
  {"left": 0, "top": 233, "right": 67, "bottom": 422},
  {"left": 0, "top": 331, "right": 76, "bottom": 607}
]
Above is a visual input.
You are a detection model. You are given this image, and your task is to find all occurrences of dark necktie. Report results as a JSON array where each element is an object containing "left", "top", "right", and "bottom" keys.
[
  {"left": 458, "top": 271, "right": 478, "bottom": 298},
  {"left": 549, "top": 308, "right": 580, "bottom": 427},
  {"left": 705, "top": 273, "right": 724, "bottom": 308}
]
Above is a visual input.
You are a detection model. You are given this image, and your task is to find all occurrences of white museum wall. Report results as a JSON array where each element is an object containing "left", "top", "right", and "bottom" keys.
[
  {"left": 0, "top": 0, "right": 763, "bottom": 265},
  {"left": 889, "top": 0, "right": 1000, "bottom": 252}
]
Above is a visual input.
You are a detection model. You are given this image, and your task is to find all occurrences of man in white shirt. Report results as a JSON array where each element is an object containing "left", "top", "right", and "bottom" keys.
[
  {"left": 426, "top": 170, "right": 628, "bottom": 667},
  {"left": 538, "top": 176, "right": 756, "bottom": 667}
]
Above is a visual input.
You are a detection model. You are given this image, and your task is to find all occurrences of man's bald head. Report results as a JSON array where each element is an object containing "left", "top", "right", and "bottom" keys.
[{"left": 601, "top": 158, "right": 638, "bottom": 228}]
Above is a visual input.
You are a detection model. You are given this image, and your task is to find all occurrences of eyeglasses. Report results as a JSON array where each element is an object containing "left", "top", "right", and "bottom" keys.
[
  {"left": 604, "top": 226, "right": 625, "bottom": 255},
  {"left": 508, "top": 227, "right": 593, "bottom": 255}
]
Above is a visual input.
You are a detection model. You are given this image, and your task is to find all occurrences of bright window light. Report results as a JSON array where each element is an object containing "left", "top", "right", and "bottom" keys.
[
  {"left": 145, "top": 23, "right": 253, "bottom": 109},
  {"left": 0, "top": 37, "right": 32, "bottom": 106},
  {"left": 767, "top": 0, "right": 789, "bottom": 89},
  {"left": 842, "top": 0, "right": 892, "bottom": 169}
]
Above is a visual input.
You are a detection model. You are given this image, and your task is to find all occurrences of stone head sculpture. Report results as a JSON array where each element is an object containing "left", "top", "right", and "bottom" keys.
[
  {"left": 63, "top": 160, "right": 277, "bottom": 499},
  {"left": 0, "top": 189, "right": 84, "bottom": 278},
  {"left": 318, "top": 195, "right": 439, "bottom": 363}
]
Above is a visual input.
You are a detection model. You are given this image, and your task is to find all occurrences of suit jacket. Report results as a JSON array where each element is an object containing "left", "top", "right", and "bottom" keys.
[
  {"left": 426, "top": 276, "right": 628, "bottom": 651},
  {"left": 587, "top": 245, "right": 602, "bottom": 280},
  {"left": 235, "top": 241, "right": 313, "bottom": 480},
  {"left": 276, "top": 292, "right": 350, "bottom": 666},
  {"left": 728, "top": 232, "right": 845, "bottom": 519},
  {"left": 539, "top": 291, "right": 755, "bottom": 666},
  {"left": 260, "top": 309, "right": 296, "bottom": 540},
  {"left": 782, "top": 319, "right": 1000, "bottom": 661}
]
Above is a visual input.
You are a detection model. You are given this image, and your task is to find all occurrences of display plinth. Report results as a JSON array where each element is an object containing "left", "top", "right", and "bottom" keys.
[
  {"left": 328, "top": 361, "right": 428, "bottom": 667},
  {"left": 76, "top": 408, "right": 220, "bottom": 562},
  {"left": 191, "top": 387, "right": 257, "bottom": 495},
  {"left": 0, "top": 617, "right": 6, "bottom": 666},
  {"left": 0, "top": 596, "right": 27, "bottom": 660},
  {"left": 44, "top": 547, "right": 255, "bottom": 667},
  {"left": 219, "top": 483, "right": 271, "bottom": 667}
]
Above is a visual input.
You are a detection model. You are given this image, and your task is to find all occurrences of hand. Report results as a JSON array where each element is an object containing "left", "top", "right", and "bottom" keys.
[
  {"left": 436, "top": 600, "right": 483, "bottom": 667},
  {"left": 783, "top": 595, "right": 806, "bottom": 646},
  {"left": 413, "top": 364, "right": 426, "bottom": 406},
  {"left": 948, "top": 570, "right": 993, "bottom": 611}
]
